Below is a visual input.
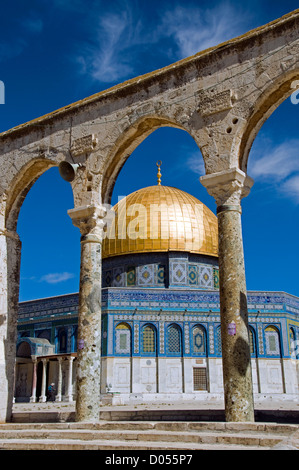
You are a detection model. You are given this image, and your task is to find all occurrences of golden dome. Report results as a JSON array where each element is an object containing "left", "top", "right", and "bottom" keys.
[{"left": 102, "top": 185, "right": 218, "bottom": 259}]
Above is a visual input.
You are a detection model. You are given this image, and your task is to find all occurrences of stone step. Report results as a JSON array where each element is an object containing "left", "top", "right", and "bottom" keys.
[
  {"left": 0, "top": 421, "right": 297, "bottom": 450},
  {"left": 0, "top": 420, "right": 296, "bottom": 434},
  {"left": 0, "top": 428, "right": 287, "bottom": 447},
  {"left": 0, "top": 437, "right": 272, "bottom": 451}
]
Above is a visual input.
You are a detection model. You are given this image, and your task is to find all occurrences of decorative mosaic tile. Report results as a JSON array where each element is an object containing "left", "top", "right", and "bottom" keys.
[
  {"left": 188, "top": 264, "right": 198, "bottom": 286},
  {"left": 127, "top": 266, "right": 136, "bottom": 286},
  {"left": 213, "top": 267, "right": 219, "bottom": 289},
  {"left": 104, "top": 270, "right": 112, "bottom": 287},
  {"left": 209, "top": 325, "right": 214, "bottom": 353},
  {"left": 157, "top": 265, "right": 165, "bottom": 284},
  {"left": 112, "top": 267, "right": 125, "bottom": 287},
  {"left": 134, "top": 323, "right": 139, "bottom": 353},
  {"left": 137, "top": 265, "right": 154, "bottom": 286},
  {"left": 198, "top": 266, "right": 213, "bottom": 289},
  {"left": 184, "top": 325, "right": 190, "bottom": 353},
  {"left": 170, "top": 262, "right": 187, "bottom": 285}
]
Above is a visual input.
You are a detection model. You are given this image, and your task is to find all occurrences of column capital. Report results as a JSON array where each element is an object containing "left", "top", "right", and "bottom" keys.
[
  {"left": 0, "top": 229, "right": 21, "bottom": 242},
  {"left": 68, "top": 204, "right": 106, "bottom": 240},
  {"left": 200, "top": 168, "right": 254, "bottom": 208}
]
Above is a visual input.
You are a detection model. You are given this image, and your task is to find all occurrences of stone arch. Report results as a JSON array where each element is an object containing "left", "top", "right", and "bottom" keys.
[
  {"left": 5, "top": 157, "right": 63, "bottom": 232},
  {"left": 238, "top": 70, "right": 299, "bottom": 172},
  {"left": 101, "top": 115, "right": 206, "bottom": 204},
  {"left": 16, "top": 340, "right": 31, "bottom": 358}
]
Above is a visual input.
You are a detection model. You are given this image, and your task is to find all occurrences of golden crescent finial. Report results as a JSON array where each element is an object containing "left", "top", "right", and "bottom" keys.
[{"left": 156, "top": 160, "right": 162, "bottom": 185}]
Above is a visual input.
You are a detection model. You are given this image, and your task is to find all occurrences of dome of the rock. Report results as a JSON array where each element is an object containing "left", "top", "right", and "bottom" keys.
[{"left": 102, "top": 184, "right": 218, "bottom": 259}]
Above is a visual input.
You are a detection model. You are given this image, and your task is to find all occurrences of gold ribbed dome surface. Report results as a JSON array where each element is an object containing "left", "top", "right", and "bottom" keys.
[{"left": 102, "top": 185, "right": 218, "bottom": 259}]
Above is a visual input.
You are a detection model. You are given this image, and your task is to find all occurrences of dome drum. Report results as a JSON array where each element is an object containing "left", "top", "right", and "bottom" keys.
[{"left": 102, "top": 251, "right": 219, "bottom": 290}]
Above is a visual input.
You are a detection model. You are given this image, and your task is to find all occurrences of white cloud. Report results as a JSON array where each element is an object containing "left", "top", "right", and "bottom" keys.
[
  {"left": 280, "top": 175, "right": 299, "bottom": 203},
  {"left": 186, "top": 152, "right": 206, "bottom": 176},
  {"left": 74, "top": 1, "right": 251, "bottom": 84},
  {"left": 39, "top": 272, "right": 75, "bottom": 284},
  {"left": 159, "top": 2, "right": 249, "bottom": 59},
  {"left": 76, "top": 7, "right": 145, "bottom": 83},
  {"left": 248, "top": 138, "right": 299, "bottom": 203},
  {"left": 249, "top": 139, "right": 299, "bottom": 181}
]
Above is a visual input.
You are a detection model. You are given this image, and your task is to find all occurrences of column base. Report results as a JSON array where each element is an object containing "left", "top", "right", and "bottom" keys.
[
  {"left": 39, "top": 396, "right": 47, "bottom": 403},
  {"left": 29, "top": 396, "right": 37, "bottom": 403},
  {"left": 64, "top": 395, "right": 74, "bottom": 402}
]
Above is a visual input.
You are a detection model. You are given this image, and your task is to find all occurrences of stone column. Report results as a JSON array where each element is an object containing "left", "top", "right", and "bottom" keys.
[
  {"left": 56, "top": 357, "right": 63, "bottom": 402},
  {"left": 201, "top": 168, "right": 255, "bottom": 422},
  {"left": 30, "top": 358, "right": 37, "bottom": 403},
  {"left": 39, "top": 358, "right": 48, "bottom": 403},
  {"left": 0, "top": 228, "right": 21, "bottom": 422},
  {"left": 68, "top": 204, "right": 105, "bottom": 422},
  {"left": 65, "top": 356, "right": 75, "bottom": 402}
]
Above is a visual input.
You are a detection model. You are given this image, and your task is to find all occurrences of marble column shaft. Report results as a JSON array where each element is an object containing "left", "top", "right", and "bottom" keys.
[
  {"left": 30, "top": 359, "right": 37, "bottom": 403},
  {"left": 201, "top": 168, "right": 255, "bottom": 422},
  {"left": 68, "top": 205, "right": 105, "bottom": 422},
  {"left": 39, "top": 358, "right": 48, "bottom": 403},
  {"left": 66, "top": 356, "right": 75, "bottom": 402},
  {"left": 0, "top": 229, "right": 21, "bottom": 422},
  {"left": 56, "top": 357, "right": 63, "bottom": 402}
]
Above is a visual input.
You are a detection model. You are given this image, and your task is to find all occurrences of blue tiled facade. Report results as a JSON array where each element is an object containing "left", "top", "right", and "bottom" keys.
[{"left": 17, "top": 288, "right": 299, "bottom": 360}]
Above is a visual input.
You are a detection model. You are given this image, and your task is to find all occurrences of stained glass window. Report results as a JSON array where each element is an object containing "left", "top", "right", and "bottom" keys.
[
  {"left": 192, "top": 326, "right": 206, "bottom": 354},
  {"left": 142, "top": 324, "right": 156, "bottom": 353},
  {"left": 167, "top": 324, "right": 182, "bottom": 354},
  {"left": 115, "top": 323, "right": 131, "bottom": 355},
  {"left": 265, "top": 326, "right": 281, "bottom": 356}
]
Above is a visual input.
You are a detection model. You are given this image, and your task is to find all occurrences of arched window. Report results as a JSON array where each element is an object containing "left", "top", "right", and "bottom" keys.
[
  {"left": 167, "top": 324, "right": 182, "bottom": 355},
  {"left": 16, "top": 341, "right": 31, "bottom": 358},
  {"left": 142, "top": 324, "right": 156, "bottom": 354},
  {"left": 265, "top": 326, "right": 281, "bottom": 356},
  {"left": 289, "top": 327, "right": 298, "bottom": 359},
  {"left": 192, "top": 325, "right": 206, "bottom": 355},
  {"left": 58, "top": 328, "right": 67, "bottom": 353},
  {"left": 72, "top": 325, "right": 78, "bottom": 353},
  {"left": 115, "top": 322, "right": 131, "bottom": 355},
  {"left": 290, "top": 327, "right": 295, "bottom": 342},
  {"left": 37, "top": 329, "right": 51, "bottom": 342}
]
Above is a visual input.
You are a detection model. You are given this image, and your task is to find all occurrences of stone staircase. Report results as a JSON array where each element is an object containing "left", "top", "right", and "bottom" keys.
[{"left": 0, "top": 421, "right": 298, "bottom": 450}]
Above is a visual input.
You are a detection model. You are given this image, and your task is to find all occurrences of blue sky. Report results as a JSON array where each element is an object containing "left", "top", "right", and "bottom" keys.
[{"left": 0, "top": 0, "right": 298, "bottom": 301}]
